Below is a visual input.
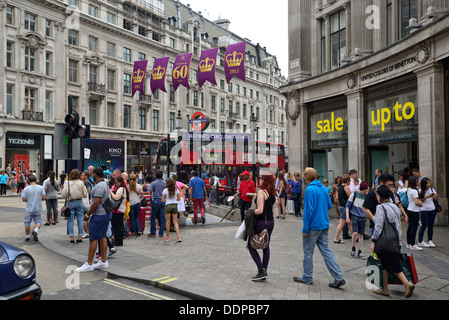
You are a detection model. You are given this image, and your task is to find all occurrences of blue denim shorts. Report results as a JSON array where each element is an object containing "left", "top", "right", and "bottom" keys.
[
  {"left": 88, "top": 213, "right": 112, "bottom": 241},
  {"left": 24, "top": 211, "right": 42, "bottom": 227},
  {"left": 338, "top": 206, "right": 347, "bottom": 220},
  {"left": 351, "top": 215, "right": 366, "bottom": 235}
]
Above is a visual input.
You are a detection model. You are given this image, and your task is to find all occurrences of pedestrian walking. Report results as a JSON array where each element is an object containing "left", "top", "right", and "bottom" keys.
[
  {"left": 61, "top": 169, "right": 88, "bottom": 244},
  {"left": 289, "top": 172, "right": 302, "bottom": 216},
  {"left": 76, "top": 168, "right": 112, "bottom": 273},
  {"left": 248, "top": 173, "right": 276, "bottom": 282},
  {"left": 162, "top": 178, "right": 182, "bottom": 242},
  {"left": 147, "top": 171, "right": 167, "bottom": 237},
  {"left": 18, "top": 171, "right": 26, "bottom": 194},
  {"left": 418, "top": 178, "right": 438, "bottom": 248},
  {"left": 276, "top": 174, "right": 288, "bottom": 219},
  {"left": 9, "top": 172, "right": 17, "bottom": 195},
  {"left": 332, "top": 176, "right": 342, "bottom": 217},
  {"left": 333, "top": 174, "right": 352, "bottom": 243},
  {"left": 293, "top": 167, "right": 346, "bottom": 289},
  {"left": 109, "top": 176, "right": 129, "bottom": 246},
  {"left": 0, "top": 170, "right": 9, "bottom": 196},
  {"left": 190, "top": 171, "right": 209, "bottom": 224},
  {"left": 128, "top": 174, "right": 143, "bottom": 236},
  {"left": 370, "top": 185, "right": 415, "bottom": 298},
  {"left": 43, "top": 171, "right": 60, "bottom": 225},
  {"left": 406, "top": 175, "right": 422, "bottom": 251},
  {"left": 234, "top": 171, "right": 256, "bottom": 222},
  {"left": 21, "top": 174, "right": 46, "bottom": 242},
  {"left": 346, "top": 182, "right": 369, "bottom": 259}
]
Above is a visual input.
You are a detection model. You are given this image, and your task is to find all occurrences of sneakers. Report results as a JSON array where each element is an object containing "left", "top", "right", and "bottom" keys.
[
  {"left": 329, "top": 279, "right": 346, "bottom": 289},
  {"left": 350, "top": 251, "right": 366, "bottom": 260},
  {"left": 76, "top": 262, "right": 95, "bottom": 273},
  {"left": 428, "top": 240, "right": 436, "bottom": 248},
  {"left": 251, "top": 269, "right": 267, "bottom": 282},
  {"left": 409, "top": 244, "right": 423, "bottom": 251},
  {"left": 349, "top": 251, "right": 356, "bottom": 259},
  {"left": 93, "top": 260, "right": 109, "bottom": 270},
  {"left": 32, "top": 231, "right": 39, "bottom": 242},
  {"left": 201, "top": 216, "right": 206, "bottom": 225},
  {"left": 418, "top": 241, "right": 430, "bottom": 248}
]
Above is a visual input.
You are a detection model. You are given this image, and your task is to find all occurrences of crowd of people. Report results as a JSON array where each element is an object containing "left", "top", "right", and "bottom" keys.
[
  {"left": 0, "top": 164, "right": 36, "bottom": 196},
  {"left": 11, "top": 162, "right": 442, "bottom": 298}
]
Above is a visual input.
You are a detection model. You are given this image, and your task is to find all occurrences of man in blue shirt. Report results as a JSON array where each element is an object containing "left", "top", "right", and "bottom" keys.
[
  {"left": 22, "top": 175, "right": 46, "bottom": 242},
  {"left": 190, "top": 171, "right": 208, "bottom": 224},
  {"left": 148, "top": 171, "right": 167, "bottom": 237},
  {"left": 293, "top": 167, "right": 345, "bottom": 289}
]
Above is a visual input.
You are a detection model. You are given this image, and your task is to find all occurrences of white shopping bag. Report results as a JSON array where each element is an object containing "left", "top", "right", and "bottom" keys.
[
  {"left": 235, "top": 221, "right": 246, "bottom": 240},
  {"left": 287, "top": 199, "right": 295, "bottom": 214}
]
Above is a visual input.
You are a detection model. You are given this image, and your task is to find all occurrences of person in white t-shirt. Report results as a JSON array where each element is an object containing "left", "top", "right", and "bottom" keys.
[
  {"left": 162, "top": 178, "right": 181, "bottom": 242},
  {"left": 417, "top": 177, "right": 438, "bottom": 248},
  {"left": 406, "top": 176, "right": 422, "bottom": 251}
]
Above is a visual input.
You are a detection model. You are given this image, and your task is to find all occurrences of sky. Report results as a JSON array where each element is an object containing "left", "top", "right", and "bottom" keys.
[{"left": 180, "top": 0, "right": 289, "bottom": 76}]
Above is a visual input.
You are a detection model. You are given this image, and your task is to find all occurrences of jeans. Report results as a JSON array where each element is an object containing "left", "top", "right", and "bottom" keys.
[
  {"left": 419, "top": 210, "right": 437, "bottom": 243},
  {"left": 292, "top": 194, "right": 302, "bottom": 216},
  {"left": 45, "top": 198, "right": 58, "bottom": 222},
  {"left": 150, "top": 199, "right": 165, "bottom": 236},
  {"left": 301, "top": 229, "right": 344, "bottom": 284},
  {"left": 129, "top": 203, "right": 142, "bottom": 233},
  {"left": 0, "top": 184, "right": 6, "bottom": 196},
  {"left": 111, "top": 210, "right": 124, "bottom": 245},
  {"left": 247, "top": 219, "right": 275, "bottom": 271},
  {"left": 406, "top": 209, "right": 420, "bottom": 246},
  {"left": 67, "top": 199, "right": 84, "bottom": 237}
]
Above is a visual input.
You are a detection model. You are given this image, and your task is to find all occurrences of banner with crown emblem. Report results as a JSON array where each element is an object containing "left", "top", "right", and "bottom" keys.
[
  {"left": 225, "top": 41, "right": 246, "bottom": 83},
  {"left": 150, "top": 57, "right": 170, "bottom": 94},
  {"left": 132, "top": 60, "right": 148, "bottom": 96},
  {"left": 197, "top": 48, "right": 218, "bottom": 88},
  {"left": 172, "top": 53, "right": 192, "bottom": 92}
]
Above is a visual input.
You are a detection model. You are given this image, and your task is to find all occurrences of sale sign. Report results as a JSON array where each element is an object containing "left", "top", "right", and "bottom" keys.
[{"left": 14, "top": 154, "right": 30, "bottom": 174}]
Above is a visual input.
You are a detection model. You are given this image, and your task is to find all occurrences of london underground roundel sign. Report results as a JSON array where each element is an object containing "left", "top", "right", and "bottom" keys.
[{"left": 190, "top": 111, "right": 210, "bottom": 132}]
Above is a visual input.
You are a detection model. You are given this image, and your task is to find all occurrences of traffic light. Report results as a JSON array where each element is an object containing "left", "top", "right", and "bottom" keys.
[
  {"left": 65, "top": 113, "right": 80, "bottom": 139},
  {"left": 64, "top": 113, "right": 91, "bottom": 139}
]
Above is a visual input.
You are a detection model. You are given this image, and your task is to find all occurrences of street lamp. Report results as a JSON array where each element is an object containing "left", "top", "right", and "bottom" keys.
[{"left": 250, "top": 112, "right": 257, "bottom": 186}]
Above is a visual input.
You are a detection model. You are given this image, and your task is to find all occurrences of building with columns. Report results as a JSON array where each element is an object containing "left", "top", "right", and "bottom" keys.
[
  {"left": 282, "top": 0, "right": 449, "bottom": 224},
  {"left": 0, "top": 0, "right": 286, "bottom": 181}
]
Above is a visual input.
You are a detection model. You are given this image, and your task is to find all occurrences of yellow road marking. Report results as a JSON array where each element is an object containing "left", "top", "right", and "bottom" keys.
[
  {"left": 103, "top": 279, "right": 174, "bottom": 300},
  {"left": 159, "top": 277, "right": 178, "bottom": 284}
]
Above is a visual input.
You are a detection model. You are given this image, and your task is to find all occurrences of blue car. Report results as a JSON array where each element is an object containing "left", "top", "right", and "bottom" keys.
[{"left": 0, "top": 242, "right": 42, "bottom": 300}]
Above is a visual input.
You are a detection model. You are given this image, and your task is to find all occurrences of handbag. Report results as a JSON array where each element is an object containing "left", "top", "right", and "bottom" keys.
[
  {"left": 110, "top": 188, "right": 124, "bottom": 211},
  {"left": 250, "top": 190, "right": 269, "bottom": 250},
  {"left": 432, "top": 189, "right": 442, "bottom": 213},
  {"left": 374, "top": 204, "right": 401, "bottom": 255},
  {"left": 61, "top": 181, "right": 71, "bottom": 218},
  {"left": 235, "top": 221, "right": 246, "bottom": 240}
]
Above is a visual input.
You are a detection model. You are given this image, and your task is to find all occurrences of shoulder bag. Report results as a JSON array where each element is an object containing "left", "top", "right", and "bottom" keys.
[
  {"left": 374, "top": 204, "right": 401, "bottom": 255},
  {"left": 250, "top": 190, "right": 270, "bottom": 250},
  {"left": 432, "top": 189, "right": 442, "bottom": 213},
  {"left": 61, "top": 181, "right": 71, "bottom": 218}
]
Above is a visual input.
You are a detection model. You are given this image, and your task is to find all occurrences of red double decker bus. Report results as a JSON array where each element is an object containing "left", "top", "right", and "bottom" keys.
[{"left": 155, "top": 134, "right": 286, "bottom": 190}]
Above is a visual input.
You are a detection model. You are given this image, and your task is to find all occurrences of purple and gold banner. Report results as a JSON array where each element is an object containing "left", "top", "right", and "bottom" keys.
[
  {"left": 150, "top": 57, "right": 170, "bottom": 94},
  {"left": 172, "top": 53, "right": 192, "bottom": 91},
  {"left": 197, "top": 48, "right": 218, "bottom": 88},
  {"left": 132, "top": 60, "right": 148, "bottom": 96},
  {"left": 224, "top": 41, "right": 246, "bottom": 83}
]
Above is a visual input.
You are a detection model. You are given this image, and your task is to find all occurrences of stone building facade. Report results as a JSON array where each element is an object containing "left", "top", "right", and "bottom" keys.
[
  {"left": 282, "top": 0, "right": 449, "bottom": 224},
  {"left": 0, "top": 0, "right": 287, "bottom": 179}
]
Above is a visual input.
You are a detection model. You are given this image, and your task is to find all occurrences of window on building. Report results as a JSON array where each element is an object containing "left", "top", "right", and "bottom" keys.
[
  {"left": 169, "top": 38, "right": 175, "bottom": 48},
  {"left": 123, "top": 19, "right": 133, "bottom": 31},
  {"left": 107, "top": 42, "right": 115, "bottom": 57},
  {"left": 193, "top": 91, "right": 198, "bottom": 107},
  {"left": 123, "top": 47, "right": 131, "bottom": 62},
  {"left": 139, "top": 108, "right": 146, "bottom": 130},
  {"left": 45, "top": 19, "right": 52, "bottom": 37},
  {"left": 69, "top": 59, "right": 78, "bottom": 82},
  {"left": 89, "top": 65, "right": 97, "bottom": 83},
  {"left": 211, "top": 95, "right": 216, "bottom": 111},
  {"left": 124, "top": 73, "right": 131, "bottom": 94},
  {"left": 399, "top": 0, "right": 418, "bottom": 40},
  {"left": 89, "top": 100, "right": 97, "bottom": 126},
  {"left": 107, "top": 12, "right": 116, "bottom": 25},
  {"left": 24, "top": 88, "right": 36, "bottom": 111},
  {"left": 45, "top": 91, "right": 52, "bottom": 121},
  {"left": 387, "top": 0, "right": 393, "bottom": 46},
  {"left": 138, "top": 26, "right": 147, "bottom": 37},
  {"left": 169, "top": 112, "right": 175, "bottom": 132},
  {"left": 220, "top": 98, "right": 225, "bottom": 113},
  {"left": 107, "top": 69, "right": 115, "bottom": 90},
  {"left": 88, "top": 5, "right": 98, "bottom": 17},
  {"left": 138, "top": 52, "right": 146, "bottom": 61},
  {"left": 107, "top": 103, "right": 115, "bottom": 127},
  {"left": 89, "top": 36, "right": 98, "bottom": 52},
  {"left": 68, "top": 30, "right": 79, "bottom": 46},
  {"left": 6, "top": 41, "right": 14, "bottom": 68},
  {"left": 170, "top": 85, "right": 175, "bottom": 103},
  {"left": 186, "top": 89, "right": 190, "bottom": 105},
  {"left": 6, "top": 84, "right": 14, "bottom": 116},
  {"left": 124, "top": 105, "right": 131, "bottom": 128},
  {"left": 6, "top": 6, "right": 14, "bottom": 25},
  {"left": 68, "top": 0, "right": 78, "bottom": 7},
  {"left": 321, "top": 19, "right": 326, "bottom": 73},
  {"left": 45, "top": 51, "right": 52, "bottom": 76},
  {"left": 24, "top": 12, "right": 36, "bottom": 31},
  {"left": 152, "top": 110, "right": 159, "bottom": 131},
  {"left": 25, "top": 47, "right": 35, "bottom": 72},
  {"left": 330, "top": 10, "right": 346, "bottom": 70}
]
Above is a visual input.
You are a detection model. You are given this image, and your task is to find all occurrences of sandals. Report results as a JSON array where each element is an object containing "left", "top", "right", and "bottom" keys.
[{"left": 334, "top": 239, "right": 345, "bottom": 244}]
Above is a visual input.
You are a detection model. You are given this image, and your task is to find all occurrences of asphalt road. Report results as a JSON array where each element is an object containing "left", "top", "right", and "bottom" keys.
[{"left": 0, "top": 197, "right": 190, "bottom": 301}]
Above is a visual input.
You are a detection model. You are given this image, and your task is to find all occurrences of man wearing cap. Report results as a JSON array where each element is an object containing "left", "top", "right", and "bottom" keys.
[
  {"left": 345, "top": 182, "right": 370, "bottom": 259},
  {"left": 235, "top": 171, "right": 256, "bottom": 222}
]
